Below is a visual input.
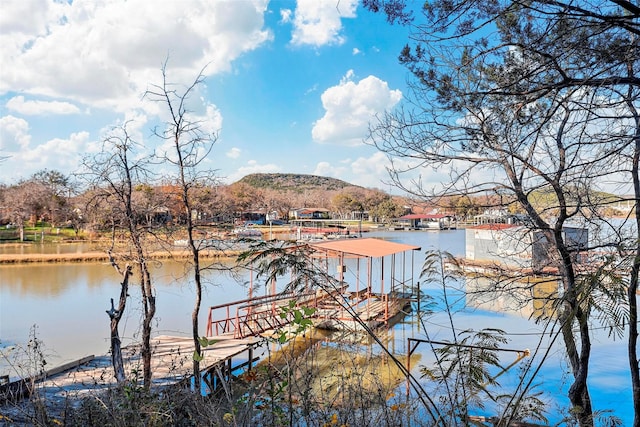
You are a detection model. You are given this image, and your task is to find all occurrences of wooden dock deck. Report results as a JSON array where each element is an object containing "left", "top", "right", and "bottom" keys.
[
  {"left": 1, "top": 334, "right": 263, "bottom": 405},
  {"left": 312, "top": 292, "right": 412, "bottom": 332},
  {"left": 206, "top": 237, "right": 421, "bottom": 338}
]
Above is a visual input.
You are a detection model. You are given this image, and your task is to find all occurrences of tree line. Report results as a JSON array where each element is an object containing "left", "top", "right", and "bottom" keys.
[{"left": 0, "top": 173, "right": 411, "bottom": 232}]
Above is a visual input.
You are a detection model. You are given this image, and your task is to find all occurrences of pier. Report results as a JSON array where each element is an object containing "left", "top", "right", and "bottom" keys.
[
  {"left": 1, "top": 334, "right": 262, "bottom": 406},
  {"left": 207, "top": 237, "right": 421, "bottom": 336},
  {"left": 3, "top": 237, "right": 421, "bottom": 408}
]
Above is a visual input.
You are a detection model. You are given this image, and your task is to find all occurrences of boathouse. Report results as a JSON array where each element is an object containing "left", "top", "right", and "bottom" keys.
[
  {"left": 308, "top": 237, "right": 421, "bottom": 331},
  {"left": 206, "top": 237, "right": 422, "bottom": 337},
  {"left": 289, "top": 207, "right": 331, "bottom": 220},
  {"left": 397, "top": 213, "right": 456, "bottom": 230},
  {"left": 465, "top": 223, "right": 588, "bottom": 272}
]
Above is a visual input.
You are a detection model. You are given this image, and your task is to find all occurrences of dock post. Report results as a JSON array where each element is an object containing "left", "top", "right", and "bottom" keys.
[
  {"left": 406, "top": 338, "right": 411, "bottom": 397},
  {"left": 417, "top": 281, "right": 420, "bottom": 319}
]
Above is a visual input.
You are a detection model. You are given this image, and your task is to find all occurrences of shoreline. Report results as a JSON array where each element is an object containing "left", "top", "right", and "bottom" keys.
[
  {"left": 0, "top": 225, "right": 361, "bottom": 264},
  {"left": 0, "top": 248, "right": 243, "bottom": 264}
]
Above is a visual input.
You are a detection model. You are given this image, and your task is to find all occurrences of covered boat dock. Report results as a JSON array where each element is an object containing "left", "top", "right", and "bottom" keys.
[{"left": 206, "top": 237, "right": 422, "bottom": 336}]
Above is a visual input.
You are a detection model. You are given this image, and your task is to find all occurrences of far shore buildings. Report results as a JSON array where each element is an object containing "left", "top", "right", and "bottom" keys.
[
  {"left": 465, "top": 223, "right": 588, "bottom": 273},
  {"left": 396, "top": 213, "right": 457, "bottom": 230},
  {"left": 288, "top": 208, "right": 331, "bottom": 220}
]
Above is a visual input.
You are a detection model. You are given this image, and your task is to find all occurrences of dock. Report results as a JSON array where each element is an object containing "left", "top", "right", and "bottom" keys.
[
  {"left": 3, "top": 237, "right": 422, "bottom": 412},
  {"left": 207, "top": 237, "right": 422, "bottom": 337},
  {"left": 313, "top": 291, "right": 412, "bottom": 332},
  {"left": 1, "top": 334, "right": 263, "bottom": 406}
]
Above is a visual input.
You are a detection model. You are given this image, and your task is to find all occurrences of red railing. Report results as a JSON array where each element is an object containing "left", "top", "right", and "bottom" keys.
[
  {"left": 206, "top": 288, "right": 339, "bottom": 339},
  {"left": 205, "top": 284, "right": 402, "bottom": 338}
]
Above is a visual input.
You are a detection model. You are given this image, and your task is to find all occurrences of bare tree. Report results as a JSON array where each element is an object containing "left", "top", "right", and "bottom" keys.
[
  {"left": 145, "top": 64, "right": 219, "bottom": 393},
  {"left": 3, "top": 179, "right": 48, "bottom": 241},
  {"left": 365, "top": 1, "right": 639, "bottom": 425},
  {"left": 31, "top": 169, "right": 74, "bottom": 227},
  {"left": 106, "top": 261, "right": 131, "bottom": 384},
  {"left": 80, "top": 124, "right": 157, "bottom": 388}
]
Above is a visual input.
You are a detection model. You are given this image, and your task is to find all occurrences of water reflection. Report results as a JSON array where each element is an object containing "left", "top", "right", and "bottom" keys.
[
  {"left": 2, "top": 263, "right": 114, "bottom": 298},
  {"left": 0, "top": 258, "right": 253, "bottom": 375},
  {"left": 0, "top": 242, "right": 95, "bottom": 255},
  {"left": 465, "top": 275, "right": 559, "bottom": 320},
  {"left": 0, "top": 231, "right": 633, "bottom": 425}
]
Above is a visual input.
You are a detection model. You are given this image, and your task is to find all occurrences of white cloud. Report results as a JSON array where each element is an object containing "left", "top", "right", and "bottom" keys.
[
  {"left": 0, "top": 116, "right": 92, "bottom": 180},
  {"left": 0, "top": 115, "right": 31, "bottom": 152},
  {"left": 290, "top": 0, "right": 357, "bottom": 47},
  {"left": 226, "top": 147, "right": 242, "bottom": 159},
  {"left": 226, "top": 159, "right": 280, "bottom": 183},
  {"left": 6, "top": 96, "right": 81, "bottom": 115},
  {"left": 341, "top": 69, "right": 355, "bottom": 84},
  {"left": 352, "top": 47, "right": 361, "bottom": 55},
  {"left": 312, "top": 152, "right": 391, "bottom": 189},
  {"left": 313, "top": 151, "right": 451, "bottom": 191},
  {"left": 22, "top": 131, "right": 91, "bottom": 174},
  {"left": 199, "top": 103, "right": 224, "bottom": 136},
  {"left": 280, "top": 8, "right": 293, "bottom": 23},
  {"left": 351, "top": 151, "right": 390, "bottom": 181},
  {"left": 312, "top": 71, "right": 402, "bottom": 146},
  {"left": 0, "top": 0, "right": 65, "bottom": 38},
  {"left": 153, "top": 101, "right": 222, "bottom": 165},
  {"left": 313, "top": 161, "right": 347, "bottom": 179},
  {"left": 0, "top": 0, "right": 272, "bottom": 113}
]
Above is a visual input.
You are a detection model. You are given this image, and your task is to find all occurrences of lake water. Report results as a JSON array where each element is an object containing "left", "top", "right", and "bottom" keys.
[{"left": 0, "top": 230, "right": 633, "bottom": 424}]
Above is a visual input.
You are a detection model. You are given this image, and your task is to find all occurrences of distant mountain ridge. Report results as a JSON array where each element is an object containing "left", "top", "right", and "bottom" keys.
[{"left": 236, "top": 173, "right": 358, "bottom": 192}]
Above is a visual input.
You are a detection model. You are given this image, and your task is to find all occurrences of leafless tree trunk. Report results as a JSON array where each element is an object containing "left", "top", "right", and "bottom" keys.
[
  {"left": 145, "top": 63, "right": 218, "bottom": 393},
  {"left": 106, "top": 249, "right": 131, "bottom": 384},
  {"left": 81, "top": 123, "right": 156, "bottom": 389},
  {"left": 626, "top": 85, "right": 640, "bottom": 424}
]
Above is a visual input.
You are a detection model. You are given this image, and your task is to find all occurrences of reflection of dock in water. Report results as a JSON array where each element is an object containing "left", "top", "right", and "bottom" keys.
[{"left": 465, "top": 275, "right": 559, "bottom": 320}]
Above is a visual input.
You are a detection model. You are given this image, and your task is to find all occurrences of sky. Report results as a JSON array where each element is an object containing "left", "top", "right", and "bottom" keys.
[{"left": 0, "top": 0, "right": 419, "bottom": 192}]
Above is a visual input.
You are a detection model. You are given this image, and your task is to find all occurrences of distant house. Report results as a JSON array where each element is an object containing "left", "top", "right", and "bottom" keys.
[
  {"left": 349, "top": 210, "right": 369, "bottom": 221},
  {"left": 465, "top": 223, "right": 588, "bottom": 272},
  {"left": 151, "top": 207, "right": 171, "bottom": 224},
  {"left": 289, "top": 208, "right": 331, "bottom": 220},
  {"left": 236, "top": 211, "right": 267, "bottom": 225},
  {"left": 473, "top": 211, "right": 527, "bottom": 226},
  {"left": 397, "top": 213, "right": 456, "bottom": 230}
]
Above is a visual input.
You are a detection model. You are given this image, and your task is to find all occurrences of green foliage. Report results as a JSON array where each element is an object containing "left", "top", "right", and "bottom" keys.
[
  {"left": 578, "top": 254, "right": 629, "bottom": 340},
  {"left": 417, "top": 250, "right": 549, "bottom": 424},
  {"left": 275, "top": 300, "right": 316, "bottom": 344},
  {"left": 193, "top": 337, "right": 218, "bottom": 362},
  {"left": 0, "top": 224, "right": 83, "bottom": 243}
]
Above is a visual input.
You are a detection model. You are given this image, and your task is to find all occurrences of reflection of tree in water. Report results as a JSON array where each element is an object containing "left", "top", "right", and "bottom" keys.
[
  {"left": 1, "top": 258, "right": 244, "bottom": 298},
  {"left": 1, "top": 262, "right": 114, "bottom": 297}
]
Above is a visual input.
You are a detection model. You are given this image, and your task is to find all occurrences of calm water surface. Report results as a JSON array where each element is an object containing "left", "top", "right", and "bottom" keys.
[{"left": 0, "top": 230, "right": 633, "bottom": 424}]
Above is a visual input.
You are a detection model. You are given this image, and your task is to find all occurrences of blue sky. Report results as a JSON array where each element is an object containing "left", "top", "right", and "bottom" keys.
[{"left": 0, "top": 0, "right": 417, "bottom": 191}]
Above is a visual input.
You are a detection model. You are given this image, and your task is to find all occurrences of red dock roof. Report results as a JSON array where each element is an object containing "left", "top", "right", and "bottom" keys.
[{"left": 310, "top": 237, "right": 421, "bottom": 258}]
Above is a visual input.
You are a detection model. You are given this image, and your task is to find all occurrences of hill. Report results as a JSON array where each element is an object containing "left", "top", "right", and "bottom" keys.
[{"left": 235, "top": 173, "right": 358, "bottom": 192}]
